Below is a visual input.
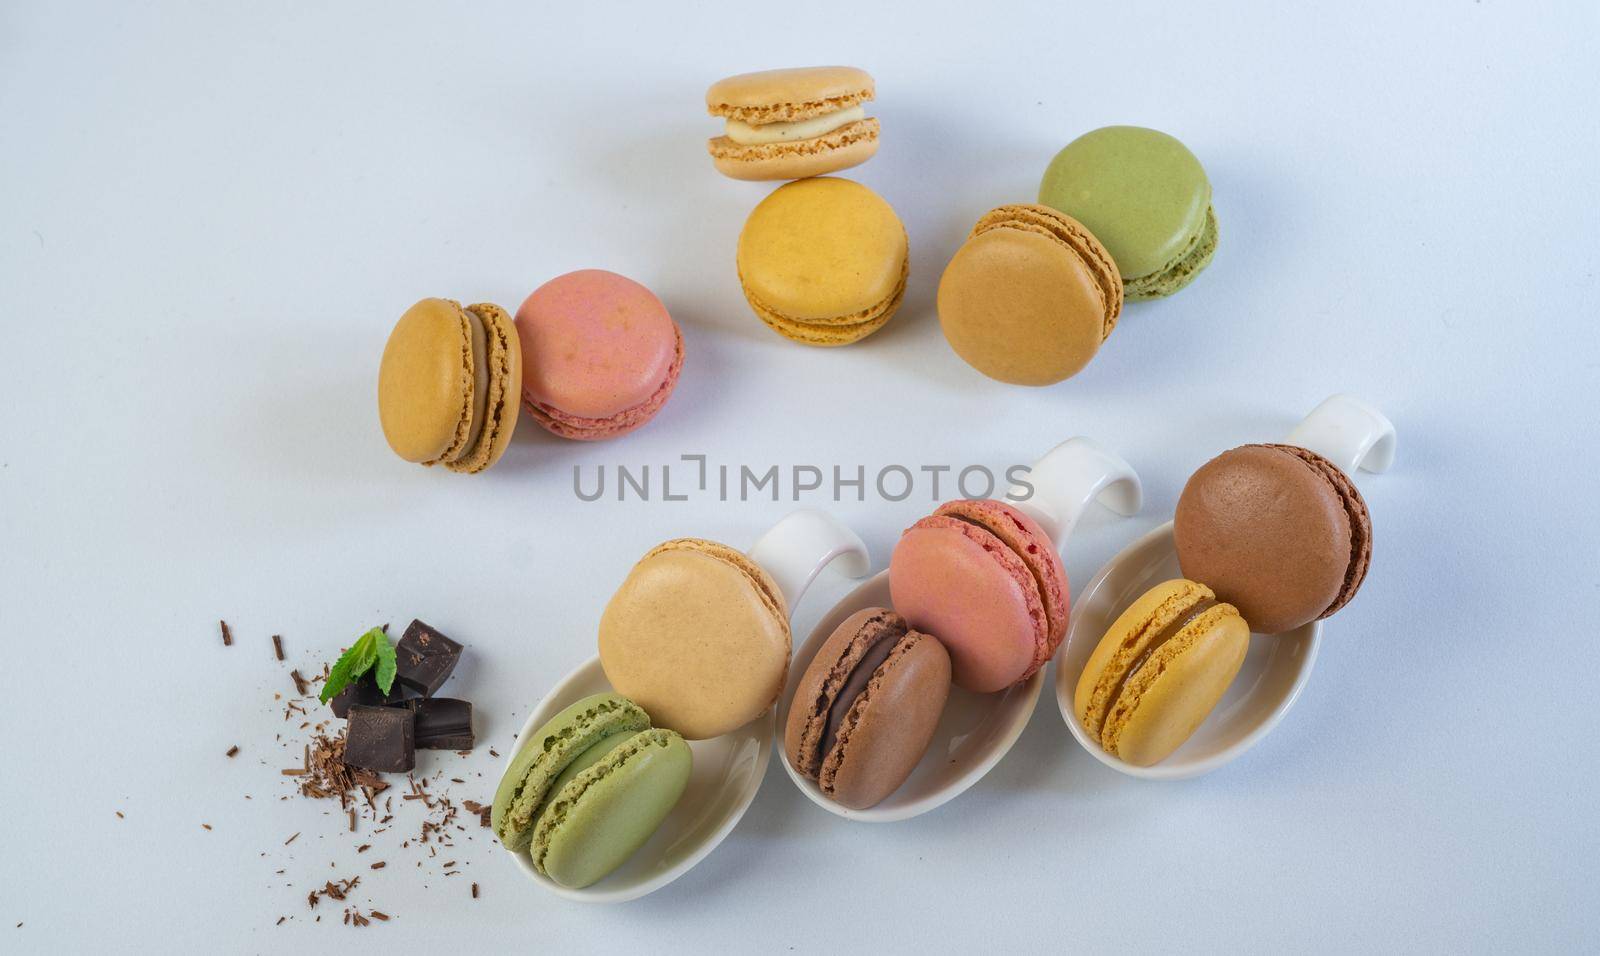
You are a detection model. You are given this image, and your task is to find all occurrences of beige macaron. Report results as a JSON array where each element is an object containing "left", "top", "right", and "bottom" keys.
[
  {"left": 706, "top": 66, "right": 879, "bottom": 181},
  {"left": 1073, "top": 579, "right": 1249, "bottom": 767},
  {"left": 377, "top": 298, "right": 521, "bottom": 473},
  {"left": 598, "top": 538, "right": 791, "bottom": 740}
]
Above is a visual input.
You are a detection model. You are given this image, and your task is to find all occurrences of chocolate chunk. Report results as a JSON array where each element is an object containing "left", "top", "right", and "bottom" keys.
[
  {"left": 329, "top": 674, "right": 408, "bottom": 718},
  {"left": 406, "top": 698, "right": 473, "bottom": 750},
  {"left": 394, "top": 620, "right": 462, "bottom": 697},
  {"left": 344, "top": 705, "right": 414, "bottom": 773}
]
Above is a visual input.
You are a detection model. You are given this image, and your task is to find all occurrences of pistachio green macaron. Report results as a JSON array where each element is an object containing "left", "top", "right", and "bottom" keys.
[
  {"left": 491, "top": 693, "right": 691, "bottom": 889},
  {"left": 1037, "top": 126, "right": 1217, "bottom": 299}
]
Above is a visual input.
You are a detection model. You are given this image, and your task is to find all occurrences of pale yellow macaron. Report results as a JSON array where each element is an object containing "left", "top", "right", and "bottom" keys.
[
  {"left": 1073, "top": 579, "right": 1249, "bottom": 766},
  {"left": 598, "top": 539, "right": 791, "bottom": 740},
  {"left": 377, "top": 298, "right": 521, "bottom": 474},
  {"left": 736, "top": 177, "right": 908, "bottom": 346},
  {"left": 706, "top": 66, "right": 879, "bottom": 181}
]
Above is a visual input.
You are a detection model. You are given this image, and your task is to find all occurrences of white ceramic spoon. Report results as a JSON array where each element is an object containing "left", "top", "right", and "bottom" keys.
[
  {"left": 502, "top": 509, "right": 869, "bottom": 902},
  {"left": 1054, "top": 393, "right": 1398, "bottom": 779},
  {"left": 776, "top": 438, "right": 1142, "bottom": 821}
]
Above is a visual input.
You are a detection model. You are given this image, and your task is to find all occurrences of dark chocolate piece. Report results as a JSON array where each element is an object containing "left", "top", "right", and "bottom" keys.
[
  {"left": 406, "top": 698, "right": 473, "bottom": 750},
  {"left": 329, "top": 674, "right": 408, "bottom": 718},
  {"left": 344, "top": 705, "right": 414, "bottom": 773},
  {"left": 394, "top": 620, "right": 463, "bottom": 697}
]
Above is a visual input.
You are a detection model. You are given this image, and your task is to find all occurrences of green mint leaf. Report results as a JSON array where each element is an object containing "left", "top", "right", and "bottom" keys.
[
  {"left": 373, "top": 631, "right": 397, "bottom": 695},
  {"left": 320, "top": 654, "right": 357, "bottom": 704},
  {"left": 317, "top": 627, "right": 387, "bottom": 704}
]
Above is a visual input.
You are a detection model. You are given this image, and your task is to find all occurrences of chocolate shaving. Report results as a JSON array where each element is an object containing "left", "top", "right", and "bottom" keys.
[
  {"left": 290, "top": 670, "right": 310, "bottom": 696},
  {"left": 220, "top": 620, "right": 233, "bottom": 646},
  {"left": 370, "top": 861, "right": 385, "bottom": 870},
  {"left": 272, "top": 634, "right": 285, "bottom": 660},
  {"left": 283, "top": 832, "right": 299, "bottom": 846},
  {"left": 471, "top": 883, "right": 479, "bottom": 899},
  {"left": 226, "top": 745, "right": 239, "bottom": 758}
]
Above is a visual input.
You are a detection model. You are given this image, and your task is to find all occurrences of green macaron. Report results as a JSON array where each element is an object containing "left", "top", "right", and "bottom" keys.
[
  {"left": 491, "top": 693, "right": 691, "bottom": 889},
  {"left": 1037, "top": 126, "right": 1217, "bottom": 299}
]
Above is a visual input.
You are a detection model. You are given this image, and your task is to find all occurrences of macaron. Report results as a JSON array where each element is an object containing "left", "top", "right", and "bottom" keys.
[
  {"left": 491, "top": 693, "right": 690, "bottom": 889},
  {"left": 706, "top": 66, "right": 879, "bottom": 181},
  {"left": 599, "top": 538, "right": 790, "bottom": 740},
  {"left": 1175, "top": 443, "right": 1373, "bottom": 634},
  {"left": 889, "top": 499, "right": 1068, "bottom": 693},
  {"left": 737, "top": 177, "right": 908, "bottom": 346},
  {"left": 937, "top": 204, "right": 1122, "bottom": 385},
  {"left": 377, "top": 297, "right": 521, "bottom": 473},
  {"left": 1037, "top": 126, "right": 1217, "bottom": 300},
  {"left": 514, "top": 270, "right": 683, "bottom": 441},
  {"left": 1073, "top": 579, "right": 1249, "bottom": 767},
  {"left": 784, "top": 608, "right": 951, "bottom": 810}
]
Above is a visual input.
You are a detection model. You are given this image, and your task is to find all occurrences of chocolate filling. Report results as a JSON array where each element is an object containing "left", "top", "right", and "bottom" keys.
[
  {"left": 820, "top": 632, "right": 902, "bottom": 758},
  {"left": 1101, "top": 596, "right": 1218, "bottom": 742},
  {"left": 454, "top": 306, "right": 491, "bottom": 461}
]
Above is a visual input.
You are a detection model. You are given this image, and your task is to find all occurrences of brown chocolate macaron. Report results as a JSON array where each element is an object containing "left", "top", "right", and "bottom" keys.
[
  {"left": 1174, "top": 443, "right": 1372, "bottom": 634},
  {"left": 785, "top": 608, "right": 950, "bottom": 810}
]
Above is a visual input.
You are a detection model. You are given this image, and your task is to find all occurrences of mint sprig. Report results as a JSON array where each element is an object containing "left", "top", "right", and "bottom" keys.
[{"left": 319, "top": 627, "right": 398, "bottom": 704}]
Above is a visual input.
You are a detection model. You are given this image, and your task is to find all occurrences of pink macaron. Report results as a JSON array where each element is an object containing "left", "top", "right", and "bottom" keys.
[
  {"left": 514, "top": 269, "right": 684, "bottom": 441},
  {"left": 888, "top": 499, "right": 1068, "bottom": 693}
]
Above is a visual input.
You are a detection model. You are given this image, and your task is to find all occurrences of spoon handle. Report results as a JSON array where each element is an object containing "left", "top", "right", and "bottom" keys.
[
  {"left": 1007, "top": 437, "right": 1142, "bottom": 548},
  {"left": 747, "top": 509, "right": 871, "bottom": 617},
  {"left": 1285, "top": 394, "right": 1397, "bottom": 477}
]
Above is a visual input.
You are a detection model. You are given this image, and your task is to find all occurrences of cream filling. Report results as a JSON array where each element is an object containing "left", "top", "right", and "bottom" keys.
[{"left": 725, "top": 104, "right": 865, "bottom": 145}]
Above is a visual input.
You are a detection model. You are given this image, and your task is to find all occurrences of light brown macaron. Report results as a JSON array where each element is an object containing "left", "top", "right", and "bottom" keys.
[
  {"left": 599, "top": 538, "right": 791, "bottom": 740},
  {"left": 1074, "top": 579, "right": 1249, "bottom": 767},
  {"left": 1175, "top": 443, "right": 1373, "bottom": 634},
  {"left": 707, "top": 66, "right": 879, "bottom": 181},
  {"left": 937, "top": 204, "right": 1123, "bottom": 386},
  {"left": 784, "top": 608, "right": 950, "bottom": 810},
  {"left": 377, "top": 298, "right": 521, "bottom": 473}
]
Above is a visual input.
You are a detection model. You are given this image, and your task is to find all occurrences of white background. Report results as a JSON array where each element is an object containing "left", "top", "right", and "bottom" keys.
[{"left": 3, "top": 1, "right": 1597, "bottom": 951}]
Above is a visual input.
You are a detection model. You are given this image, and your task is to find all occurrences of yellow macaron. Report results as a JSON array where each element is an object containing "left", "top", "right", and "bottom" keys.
[
  {"left": 598, "top": 538, "right": 791, "bottom": 740},
  {"left": 1073, "top": 579, "right": 1249, "bottom": 766},
  {"left": 736, "top": 177, "right": 908, "bottom": 346},
  {"left": 706, "top": 66, "right": 880, "bottom": 181},
  {"left": 377, "top": 298, "right": 521, "bottom": 474}
]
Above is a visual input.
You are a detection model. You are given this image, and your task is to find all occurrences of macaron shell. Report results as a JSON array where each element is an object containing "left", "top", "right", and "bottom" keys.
[
  {"left": 822, "top": 630, "right": 950, "bottom": 810},
  {"left": 524, "top": 323, "right": 683, "bottom": 440},
  {"left": 1125, "top": 206, "right": 1219, "bottom": 300},
  {"left": 890, "top": 516, "right": 1043, "bottom": 693},
  {"left": 737, "top": 178, "right": 908, "bottom": 341},
  {"left": 490, "top": 693, "right": 651, "bottom": 853},
  {"left": 598, "top": 540, "right": 790, "bottom": 740},
  {"left": 710, "top": 119, "right": 880, "bottom": 181},
  {"left": 935, "top": 499, "right": 1068, "bottom": 676},
  {"left": 936, "top": 209, "right": 1118, "bottom": 386},
  {"left": 1037, "top": 125, "right": 1212, "bottom": 285},
  {"left": 1073, "top": 578, "right": 1212, "bottom": 737},
  {"left": 445, "top": 302, "right": 521, "bottom": 473},
  {"left": 1175, "top": 444, "right": 1364, "bottom": 634},
  {"left": 745, "top": 254, "right": 906, "bottom": 346},
  {"left": 1101, "top": 606, "right": 1249, "bottom": 767},
  {"left": 532, "top": 729, "right": 691, "bottom": 889},
  {"left": 515, "top": 270, "right": 681, "bottom": 435},
  {"left": 785, "top": 608, "right": 900, "bottom": 779},
  {"left": 377, "top": 298, "right": 479, "bottom": 464},
  {"left": 706, "top": 66, "right": 874, "bottom": 124},
  {"left": 1264, "top": 443, "right": 1372, "bottom": 619}
]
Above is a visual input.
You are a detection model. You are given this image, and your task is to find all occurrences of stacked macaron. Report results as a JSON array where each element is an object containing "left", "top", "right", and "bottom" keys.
[
  {"left": 708, "top": 67, "right": 909, "bottom": 347},
  {"left": 783, "top": 498, "right": 1073, "bottom": 810},
  {"left": 376, "top": 270, "right": 683, "bottom": 471},
  {"left": 1072, "top": 443, "right": 1375, "bottom": 767},
  {"left": 938, "top": 125, "right": 1218, "bottom": 385}
]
